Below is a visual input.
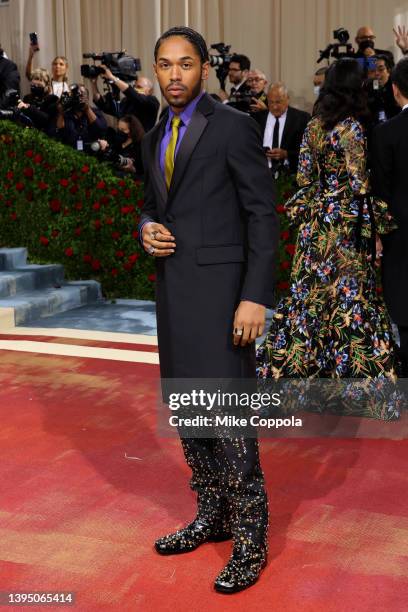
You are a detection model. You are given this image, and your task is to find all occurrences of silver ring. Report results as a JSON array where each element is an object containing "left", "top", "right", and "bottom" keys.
[
  {"left": 234, "top": 328, "right": 244, "bottom": 336},
  {"left": 148, "top": 246, "right": 155, "bottom": 255}
]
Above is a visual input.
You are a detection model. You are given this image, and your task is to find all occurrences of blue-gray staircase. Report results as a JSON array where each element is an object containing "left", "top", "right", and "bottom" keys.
[{"left": 0, "top": 248, "right": 102, "bottom": 326}]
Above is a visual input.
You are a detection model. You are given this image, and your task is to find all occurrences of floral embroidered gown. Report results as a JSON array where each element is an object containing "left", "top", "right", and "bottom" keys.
[{"left": 256, "top": 116, "right": 401, "bottom": 420}]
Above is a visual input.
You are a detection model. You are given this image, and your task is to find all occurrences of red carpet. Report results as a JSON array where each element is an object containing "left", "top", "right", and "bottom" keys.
[{"left": 0, "top": 344, "right": 407, "bottom": 611}]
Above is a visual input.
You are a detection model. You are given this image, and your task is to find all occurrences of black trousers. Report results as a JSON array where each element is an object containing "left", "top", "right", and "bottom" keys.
[
  {"left": 398, "top": 325, "right": 408, "bottom": 377},
  {"left": 179, "top": 435, "right": 269, "bottom": 547}
]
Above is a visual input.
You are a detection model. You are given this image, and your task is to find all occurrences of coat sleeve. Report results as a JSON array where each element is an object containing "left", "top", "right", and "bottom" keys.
[
  {"left": 371, "top": 123, "right": 393, "bottom": 204},
  {"left": 138, "top": 137, "right": 160, "bottom": 244},
  {"left": 226, "top": 114, "right": 279, "bottom": 307}
]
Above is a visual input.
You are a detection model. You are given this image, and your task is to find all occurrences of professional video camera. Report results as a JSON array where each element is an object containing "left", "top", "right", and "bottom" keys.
[
  {"left": 0, "top": 89, "right": 33, "bottom": 126},
  {"left": 209, "top": 43, "right": 232, "bottom": 90},
  {"left": 80, "top": 51, "right": 141, "bottom": 82},
  {"left": 317, "top": 28, "right": 377, "bottom": 76}
]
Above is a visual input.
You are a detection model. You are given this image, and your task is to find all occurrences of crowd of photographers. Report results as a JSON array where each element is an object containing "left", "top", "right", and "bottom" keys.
[{"left": 0, "top": 23, "right": 408, "bottom": 179}]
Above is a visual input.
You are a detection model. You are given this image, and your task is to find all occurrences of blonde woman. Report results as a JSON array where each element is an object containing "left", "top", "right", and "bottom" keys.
[
  {"left": 26, "top": 43, "right": 70, "bottom": 97},
  {"left": 18, "top": 67, "right": 58, "bottom": 130}
]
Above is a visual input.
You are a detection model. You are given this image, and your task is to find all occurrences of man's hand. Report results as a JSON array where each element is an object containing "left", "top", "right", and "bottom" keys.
[
  {"left": 100, "top": 64, "right": 115, "bottom": 81},
  {"left": 233, "top": 300, "right": 266, "bottom": 347},
  {"left": 250, "top": 97, "right": 267, "bottom": 112},
  {"left": 393, "top": 25, "right": 408, "bottom": 53},
  {"left": 266, "top": 148, "right": 288, "bottom": 161},
  {"left": 218, "top": 89, "right": 229, "bottom": 101},
  {"left": 98, "top": 139, "right": 109, "bottom": 151},
  {"left": 17, "top": 101, "right": 29, "bottom": 110},
  {"left": 142, "top": 222, "right": 176, "bottom": 257}
]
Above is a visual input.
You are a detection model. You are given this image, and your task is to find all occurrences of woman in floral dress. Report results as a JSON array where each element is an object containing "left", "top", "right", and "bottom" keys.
[{"left": 256, "top": 59, "right": 401, "bottom": 420}]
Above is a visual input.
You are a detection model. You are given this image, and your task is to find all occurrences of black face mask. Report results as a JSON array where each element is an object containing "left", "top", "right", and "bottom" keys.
[
  {"left": 359, "top": 39, "right": 375, "bottom": 52},
  {"left": 116, "top": 130, "right": 129, "bottom": 145},
  {"left": 30, "top": 84, "right": 45, "bottom": 98}
]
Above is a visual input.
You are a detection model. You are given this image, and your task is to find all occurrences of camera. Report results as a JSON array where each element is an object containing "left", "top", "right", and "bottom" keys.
[
  {"left": 227, "top": 90, "right": 253, "bottom": 113},
  {"left": 90, "top": 140, "right": 129, "bottom": 168},
  {"left": 333, "top": 28, "right": 350, "bottom": 45},
  {"left": 0, "top": 89, "right": 20, "bottom": 119},
  {"left": 81, "top": 51, "right": 141, "bottom": 82},
  {"left": 318, "top": 28, "right": 354, "bottom": 63},
  {"left": 60, "top": 84, "right": 84, "bottom": 113},
  {"left": 209, "top": 43, "right": 232, "bottom": 89}
]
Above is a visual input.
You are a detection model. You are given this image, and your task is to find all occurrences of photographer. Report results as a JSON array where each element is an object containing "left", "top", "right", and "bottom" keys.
[
  {"left": 0, "top": 46, "right": 20, "bottom": 108},
  {"left": 96, "top": 114, "right": 144, "bottom": 176},
  {"left": 16, "top": 68, "right": 58, "bottom": 130},
  {"left": 50, "top": 84, "right": 107, "bottom": 149},
  {"left": 90, "top": 65, "right": 159, "bottom": 132},
  {"left": 354, "top": 26, "right": 394, "bottom": 64},
  {"left": 247, "top": 69, "right": 268, "bottom": 114},
  {"left": 366, "top": 55, "right": 400, "bottom": 124},
  {"left": 223, "top": 53, "right": 251, "bottom": 102}
]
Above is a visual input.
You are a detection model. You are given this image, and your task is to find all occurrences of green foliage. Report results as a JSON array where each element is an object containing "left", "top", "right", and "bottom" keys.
[
  {"left": 274, "top": 171, "right": 298, "bottom": 302},
  {"left": 0, "top": 121, "right": 155, "bottom": 299}
]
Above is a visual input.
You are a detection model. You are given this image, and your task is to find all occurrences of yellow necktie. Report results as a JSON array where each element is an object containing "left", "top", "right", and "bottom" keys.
[{"left": 164, "top": 116, "right": 182, "bottom": 190}]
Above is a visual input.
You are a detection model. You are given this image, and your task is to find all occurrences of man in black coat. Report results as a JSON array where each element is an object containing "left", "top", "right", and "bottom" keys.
[
  {"left": 371, "top": 57, "right": 408, "bottom": 376},
  {"left": 0, "top": 48, "right": 20, "bottom": 109},
  {"left": 256, "top": 82, "right": 310, "bottom": 177},
  {"left": 138, "top": 27, "right": 278, "bottom": 593}
]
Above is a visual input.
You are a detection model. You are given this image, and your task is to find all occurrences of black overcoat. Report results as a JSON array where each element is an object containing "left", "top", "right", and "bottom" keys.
[
  {"left": 139, "top": 93, "right": 279, "bottom": 379},
  {"left": 372, "top": 108, "right": 408, "bottom": 326}
]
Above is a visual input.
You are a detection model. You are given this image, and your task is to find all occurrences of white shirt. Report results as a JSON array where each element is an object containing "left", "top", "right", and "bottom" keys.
[
  {"left": 263, "top": 110, "right": 288, "bottom": 168},
  {"left": 52, "top": 81, "right": 70, "bottom": 98}
]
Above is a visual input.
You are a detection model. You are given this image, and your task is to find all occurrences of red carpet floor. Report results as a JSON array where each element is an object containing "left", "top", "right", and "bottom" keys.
[{"left": 0, "top": 342, "right": 407, "bottom": 611}]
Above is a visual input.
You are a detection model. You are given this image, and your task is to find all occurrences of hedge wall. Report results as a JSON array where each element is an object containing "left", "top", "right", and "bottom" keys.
[
  {"left": 0, "top": 121, "right": 155, "bottom": 300},
  {"left": 0, "top": 120, "right": 297, "bottom": 303}
]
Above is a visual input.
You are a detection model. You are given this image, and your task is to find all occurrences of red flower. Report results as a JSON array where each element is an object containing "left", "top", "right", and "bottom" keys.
[
  {"left": 74, "top": 202, "right": 83, "bottom": 210},
  {"left": 6, "top": 170, "right": 13, "bottom": 180},
  {"left": 65, "top": 247, "right": 74, "bottom": 257},
  {"left": 10, "top": 212, "right": 17, "bottom": 221},
  {"left": 96, "top": 180, "right": 106, "bottom": 189},
  {"left": 148, "top": 273, "right": 156, "bottom": 282},
  {"left": 38, "top": 181, "right": 48, "bottom": 190},
  {"left": 81, "top": 164, "right": 90, "bottom": 173},
  {"left": 50, "top": 199, "right": 62, "bottom": 212},
  {"left": 280, "top": 260, "right": 290, "bottom": 270},
  {"left": 83, "top": 254, "right": 92, "bottom": 263},
  {"left": 116, "top": 250, "right": 125, "bottom": 258},
  {"left": 137, "top": 198, "right": 144, "bottom": 208},
  {"left": 70, "top": 185, "right": 79, "bottom": 194},
  {"left": 8, "top": 151, "right": 16, "bottom": 158},
  {"left": 128, "top": 253, "right": 139, "bottom": 263},
  {"left": 110, "top": 188, "right": 119, "bottom": 197},
  {"left": 33, "top": 153, "right": 42, "bottom": 164},
  {"left": 376, "top": 286, "right": 383, "bottom": 295},
  {"left": 123, "top": 188, "right": 131, "bottom": 198},
  {"left": 119, "top": 179, "right": 126, "bottom": 187},
  {"left": 74, "top": 227, "right": 82, "bottom": 236},
  {"left": 52, "top": 229, "right": 59, "bottom": 238},
  {"left": 123, "top": 262, "right": 134, "bottom": 271},
  {"left": 5, "top": 199, "right": 12, "bottom": 207},
  {"left": 280, "top": 230, "right": 290, "bottom": 241},
  {"left": 92, "top": 201, "right": 101, "bottom": 210},
  {"left": 40, "top": 236, "right": 49, "bottom": 246},
  {"left": 111, "top": 268, "right": 119, "bottom": 276},
  {"left": 63, "top": 207, "right": 70, "bottom": 216},
  {"left": 132, "top": 230, "right": 139, "bottom": 239},
  {"left": 91, "top": 259, "right": 101, "bottom": 270},
  {"left": 121, "top": 206, "right": 131, "bottom": 214},
  {"left": 276, "top": 204, "right": 285, "bottom": 214},
  {"left": 277, "top": 281, "right": 289, "bottom": 291},
  {"left": 285, "top": 244, "right": 296, "bottom": 256},
  {"left": 15, "top": 182, "right": 25, "bottom": 192},
  {"left": 111, "top": 231, "right": 120, "bottom": 240},
  {"left": 105, "top": 217, "right": 113, "bottom": 225},
  {"left": 25, "top": 149, "right": 34, "bottom": 158},
  {"left": 59, "top": 178, "right": 69, "bottom": 187},
  {"left": 94, "top": 219, "right": 102, "bottom": 229},
  {"left": 100, "top": 195, "right": 109, "bottom": 205},
  {"left": 71, "top": 172, "right": 79, "bottom": 181}
]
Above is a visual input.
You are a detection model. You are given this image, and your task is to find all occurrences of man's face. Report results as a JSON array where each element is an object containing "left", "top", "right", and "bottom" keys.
[
  {"left": 154, "top": 36, "right": 209, "bottom": 110},
  {"left": 356, "top": 26, "right": 376, "bottom": 48},
  {"left": 375, "top": 60, "right": 390, "bottom": 86},
  {"left": 267, "top": 88, "right": 289, "bottom": 118},
  {"left": 247, "top": 71, "right": 267, "bottom": 94},
  {"left": 228, "top": 61, "right": 246, "bottom": 85},
  {"left": 313, "top": 73, "right": 325, "bottom": 88}
]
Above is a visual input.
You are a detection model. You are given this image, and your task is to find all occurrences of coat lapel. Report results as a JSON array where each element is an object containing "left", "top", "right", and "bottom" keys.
[
  {"left": 167, "top": 93, "right": 215, "bottom": 204},
  {"left": 148, "top": 113, "right": 168, "bottom": 208}
]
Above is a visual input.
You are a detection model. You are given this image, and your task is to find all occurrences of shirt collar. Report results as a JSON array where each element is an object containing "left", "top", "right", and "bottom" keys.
[
  {"left": 402, "top": 103, "right": 408, "bottom": 111},
  {"left": 166, "top": 91, "right": 205, "bottom": 131},
  {"left": 268, "top": 109, "right": 288, "bottom": 122}
]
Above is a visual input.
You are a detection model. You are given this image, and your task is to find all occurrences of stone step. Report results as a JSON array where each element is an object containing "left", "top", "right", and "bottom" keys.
[
  {"left": 0, "top": 265, "right": 65, "bottom": 298},
  {"left": 0, "top": 248, "right": 28, "bottom": 270},
  {"left": 0, "top": 281, "right": 102, "bottom": 326}
]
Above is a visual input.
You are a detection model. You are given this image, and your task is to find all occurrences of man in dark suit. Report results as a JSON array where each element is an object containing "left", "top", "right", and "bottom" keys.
[
  {"left": 256, "top": 82, "right": 310, "bottom": 177},
  {"left": 0, "top": 47, "right": 20, "bottom": 109},
  {"left": 371, "top": 57, "right": 408, "bottom": 376},
  {"left": 138, "top": 27, "right": 278, "bottom": 593}
]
